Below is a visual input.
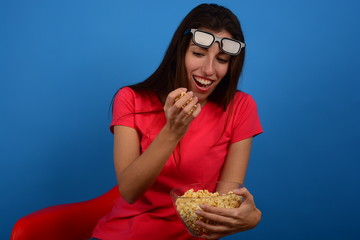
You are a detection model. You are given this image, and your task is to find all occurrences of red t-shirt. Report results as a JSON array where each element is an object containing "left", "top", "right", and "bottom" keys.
[{"left": 92, "top": 87, "right": 263, "bottom": 240}]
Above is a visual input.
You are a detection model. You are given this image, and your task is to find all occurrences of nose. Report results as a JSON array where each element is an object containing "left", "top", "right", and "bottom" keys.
[
  {"left": 201, "top": 43, "right": 221, "bottom": 77},
  {"left": 202, "top": 56, "right": 215, "bottom": 77}
]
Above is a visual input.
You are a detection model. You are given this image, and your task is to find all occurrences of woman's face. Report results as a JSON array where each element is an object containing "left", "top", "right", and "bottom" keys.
[{"left": 185, "top": 29, "right": 232, "bottom": 105}]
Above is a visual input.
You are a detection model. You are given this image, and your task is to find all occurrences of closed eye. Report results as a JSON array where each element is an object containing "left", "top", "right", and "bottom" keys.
[
  {"left": 192, "top": 51, "right": 204, "bottom": 57},
  {"left": 217, "top": 57, "right": 229, "bottom": 64}
]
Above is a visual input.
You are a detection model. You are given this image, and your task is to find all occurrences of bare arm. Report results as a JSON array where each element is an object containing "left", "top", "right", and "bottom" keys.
[
  {"left": 217, "top": 137, "right": 253, "bottom": 191},
  {"left": 114, "top": 125, "right": 179, "bottom": 204},
  {"left": 196, "top": 137, "right": 262, "bottom": 239},
  {"left": 114, "top": 88, "right": 201, "bottom": 204}
]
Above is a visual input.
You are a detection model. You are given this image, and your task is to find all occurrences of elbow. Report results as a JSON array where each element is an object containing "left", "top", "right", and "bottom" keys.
[
  {"left": 123, "top": 195, "right": 137, "bottom": 205},
  {"left": 117, "top": 185, "right": 138, "bottom": 204}
]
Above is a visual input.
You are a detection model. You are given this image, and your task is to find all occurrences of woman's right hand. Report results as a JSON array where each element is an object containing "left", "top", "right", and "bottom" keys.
[
  {"left": 163, "top": 88, "right": 201, "bottom": 139},
  {"left": 114, "top": 88, "right": 200, "bottom": 203}
]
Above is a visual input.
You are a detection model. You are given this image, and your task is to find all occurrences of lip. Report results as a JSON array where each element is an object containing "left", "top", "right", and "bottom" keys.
[{"left": 193, "top": 75, "right": 215, "bottom": 92}]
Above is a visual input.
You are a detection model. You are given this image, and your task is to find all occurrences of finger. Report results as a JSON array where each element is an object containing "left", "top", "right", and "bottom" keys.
[
  {"left": 191, "top": 102, "right": 201, "bottom": 117},
  {"left": 174, "top": 92, "right": 186, "bottom": 103},
  {"left": 201, "top": 230, "right": 237, "bottom": 240},
  {"left": 198, "top": 204, "right": 237, "bottom": 219},
  {"left": 201, "top": 233, "right": 223, "bottom": 240},
  {"left": 201, "top": 233, "right": 226, "bottom": 240},
  {"left": 233, "top": 187, "right": 254, "bottom": 204},
  {"left": 182, "top": 96, "right": 199, "bottom": 117},
  {"left": 200, "top": 231, "right": 227, "bottom": 240},
  {"left": 196, "top": 221, "right": 233, "bottom": 239},
  {"left": 173, "top": 91, "right": 193, "bottom": 110},
  {"left": 196, "top": 205, "right": 236, "bottom": 223},
  {"left": 164, "top": 88, "right": 187, "bottom": 110},
  {"left": 181, "top": 97, "right": 201, "bottom": 119},
  {"left": 167, "top": 92, "right": 197, "bottom": 123}
]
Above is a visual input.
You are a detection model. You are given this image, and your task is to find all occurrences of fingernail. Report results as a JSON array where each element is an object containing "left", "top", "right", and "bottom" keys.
[{"left": 233, "top": 189, "right": 241, "bottom": 194}]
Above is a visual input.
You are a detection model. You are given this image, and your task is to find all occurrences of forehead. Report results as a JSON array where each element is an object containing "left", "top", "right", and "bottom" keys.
[{"left": 198, "top": 28, "right": 233, "bottom": 39}]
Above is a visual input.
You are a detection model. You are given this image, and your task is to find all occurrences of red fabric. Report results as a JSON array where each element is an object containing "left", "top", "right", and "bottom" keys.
[
  {"left": 93, "top": 87, "right": 263, "bottom": 240},
  {"left": 10, "top": 187, "right": 119, "bottom": 240}
]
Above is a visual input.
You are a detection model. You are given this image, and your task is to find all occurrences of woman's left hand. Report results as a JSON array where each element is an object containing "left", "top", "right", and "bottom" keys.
[{"left": 195, "top": 187, "right": 261, "bottom": 239}]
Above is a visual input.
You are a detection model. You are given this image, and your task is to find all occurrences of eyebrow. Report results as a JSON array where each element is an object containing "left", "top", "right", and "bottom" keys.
[
  {"left": 190, "top": 43, "right": 230, "bottom": 57},
  {"left": 189, "top": 43, "right": 207, "bottom": 51}
]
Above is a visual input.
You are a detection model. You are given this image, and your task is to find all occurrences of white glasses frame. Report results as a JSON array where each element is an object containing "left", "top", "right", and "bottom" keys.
[{"left": 188, "top": 28, "right": 245, "bottom": 56}]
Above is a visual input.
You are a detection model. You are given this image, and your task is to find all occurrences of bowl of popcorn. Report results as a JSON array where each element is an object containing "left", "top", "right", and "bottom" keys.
[{"left": 170, "top": 181, "right": 243, "bottom": 237}]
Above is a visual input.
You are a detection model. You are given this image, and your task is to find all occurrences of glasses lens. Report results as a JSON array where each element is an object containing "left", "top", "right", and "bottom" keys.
[
  {"left": 222, "top": 39, "right": 241, "bottom": 55},
  {"left": 194, "top": 31, "right": 214, "bottom": 47}
]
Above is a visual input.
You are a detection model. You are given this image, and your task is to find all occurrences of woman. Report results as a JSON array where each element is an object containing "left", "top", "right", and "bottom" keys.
[{"left": 92, "top": 3, "right": 263, "bottom": 240}]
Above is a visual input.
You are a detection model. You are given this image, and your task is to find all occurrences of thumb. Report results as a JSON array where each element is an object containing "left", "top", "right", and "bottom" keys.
[{"left": 233, "top": 187, "right": 254, "bottom": 204}]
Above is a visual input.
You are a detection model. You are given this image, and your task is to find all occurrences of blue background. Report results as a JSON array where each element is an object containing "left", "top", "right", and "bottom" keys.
[{"left": 1, "top": 0, "right": 359, "bottom": 239}]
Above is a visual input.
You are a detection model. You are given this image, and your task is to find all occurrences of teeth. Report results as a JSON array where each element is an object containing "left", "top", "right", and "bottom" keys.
[{"left": 194, "top": 76, "right": 212, "bottom": 86}]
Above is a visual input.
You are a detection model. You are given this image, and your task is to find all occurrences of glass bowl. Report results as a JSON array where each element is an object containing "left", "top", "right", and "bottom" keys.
[{"left": 170, "top": 181, "right": 243, "bottom": 237}]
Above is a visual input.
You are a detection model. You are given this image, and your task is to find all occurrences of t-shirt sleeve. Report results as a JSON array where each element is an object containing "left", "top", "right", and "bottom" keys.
[
  {"left": 230, "top": 93, "right": 263, "bottom": 144},
  {"left": 110, "top": 87, "right": 136, "bottom": 133}
]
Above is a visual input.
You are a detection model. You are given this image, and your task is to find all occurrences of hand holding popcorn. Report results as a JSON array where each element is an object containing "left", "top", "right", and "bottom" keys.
[
  {"left": 174, "top": 189, "right": 242, "bottom": 237},
  {"left": 195, "top": 187, "right": 262, "bottom": 240}
]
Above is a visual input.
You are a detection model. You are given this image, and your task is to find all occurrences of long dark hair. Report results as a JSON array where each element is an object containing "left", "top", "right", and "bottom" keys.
[{"left": 126, "top": 3, "right": 245, "bottom": 111}]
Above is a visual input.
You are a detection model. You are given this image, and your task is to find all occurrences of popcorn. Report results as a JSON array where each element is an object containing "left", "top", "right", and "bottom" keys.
[
  {"left": 174, "top": 92, "right": 186, "bottom": 102},
  {"left": 175, "top": 188, "right": 242, "bottom": 236}
]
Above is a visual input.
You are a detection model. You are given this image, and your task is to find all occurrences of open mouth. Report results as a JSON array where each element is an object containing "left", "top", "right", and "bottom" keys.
[{"left": 193, "top": 76, "right": 214, "bottom": 89}]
